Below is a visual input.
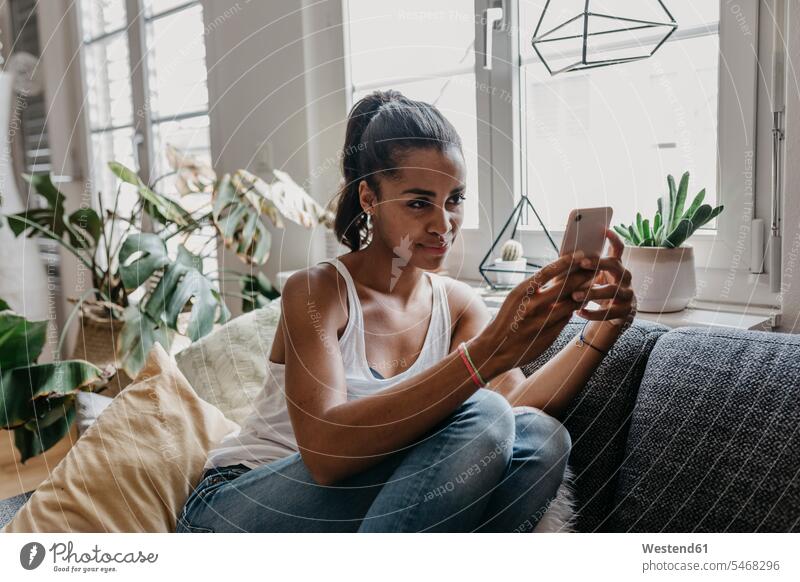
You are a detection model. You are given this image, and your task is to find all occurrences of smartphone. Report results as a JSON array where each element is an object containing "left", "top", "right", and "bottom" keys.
[
  {"left": 546, "top": 207, "right": 613, "bottom": 297},
  {"left": 559, "top": 207, "right": 613, "bottom": 258}
]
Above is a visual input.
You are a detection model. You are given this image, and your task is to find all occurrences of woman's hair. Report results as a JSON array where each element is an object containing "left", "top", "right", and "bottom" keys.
[{"left": 333, "top": 89, "right": 463, "bottom": 252}]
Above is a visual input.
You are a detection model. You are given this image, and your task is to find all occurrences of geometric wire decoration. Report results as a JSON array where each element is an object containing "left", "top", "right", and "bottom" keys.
[
  {"left": 478, "top": 195, "right": 559, "bottom": 290},
  {"left": 531, "top": 0, "right": 677, "bottom": 75}
]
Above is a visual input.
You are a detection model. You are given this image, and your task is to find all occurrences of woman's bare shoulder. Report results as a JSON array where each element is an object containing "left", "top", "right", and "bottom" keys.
[
  {"left": 280, "top": 263, "right": 349, "bottom": 325},
  {"left": 438, "top": 275, "right": 486, "bottom": 322}
]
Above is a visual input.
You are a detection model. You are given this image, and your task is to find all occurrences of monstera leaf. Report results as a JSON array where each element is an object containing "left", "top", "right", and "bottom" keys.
[
  {"left": 117, "top": 234, "right": 229, "bottom": 374},
  {"left": 108, "top": 161, "right": 195, "bottom": 227},
  {"left": 166, "top": 143, "right": 217, "bottom": 195},
  {"left": 119, "top": 233, "right": 170, "bottom": 289},
  {"left": 117, "top": 305, "right": 173, "bottom": 378},
  {"left": 240, "top": 272, "right": 280, "bottom": 313},
  {"left": 213, "top": 172, "right": 272, "bottom": 265},
  {"left": 212, "top": 169, "right": 334, "bottom": 265}
]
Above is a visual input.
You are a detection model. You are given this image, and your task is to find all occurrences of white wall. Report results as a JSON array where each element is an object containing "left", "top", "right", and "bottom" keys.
[{"left": 201, "top": 0, "right": 348, "bottom": 316}]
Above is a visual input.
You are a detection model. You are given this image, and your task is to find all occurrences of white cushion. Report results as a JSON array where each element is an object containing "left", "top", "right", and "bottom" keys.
[{"left": 174, "top": 300, "right": 282, "bottom": 425}]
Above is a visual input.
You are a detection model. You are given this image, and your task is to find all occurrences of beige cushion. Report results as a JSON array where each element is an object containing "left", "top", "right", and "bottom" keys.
[
  {"left": 1, "top": 344, "right": 239, "bottom": 533},
  {"left": 174, "top": 300, "right": 282, "bottom": 425}
]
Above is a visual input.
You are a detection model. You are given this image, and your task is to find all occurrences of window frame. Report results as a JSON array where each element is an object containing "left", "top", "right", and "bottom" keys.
[
  {"left": 333, "top": 0, "right": 771, "bottom": 304},
  {"left": 483, "top": 0, "right": 769, "bottom": 305},
  {"left": 76, "top": 0, "right": 211, "bottom": 212}
]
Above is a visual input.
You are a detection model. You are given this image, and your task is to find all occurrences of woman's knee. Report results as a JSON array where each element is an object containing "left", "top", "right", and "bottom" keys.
[
  {"left": 514, "top": 409, "right": 572, "bottom": 469},
  {"left": 457, "top": 388, "right": 516, "bottom": 461}
]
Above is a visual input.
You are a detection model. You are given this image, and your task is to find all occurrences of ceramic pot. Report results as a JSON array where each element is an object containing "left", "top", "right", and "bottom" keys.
[
  {"left": 621, "top": 244, "right": 696, "bottom": 313},
  {"left": 494, "top": 257, "right": 527, "bottom": 286}
]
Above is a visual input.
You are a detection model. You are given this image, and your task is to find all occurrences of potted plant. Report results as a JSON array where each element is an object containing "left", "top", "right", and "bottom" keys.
[
  {"left": 2, "top": 144, "right": 334, "bottom": 388},
  {"left": 494, "top": 239, "right": 527, "bottom": 286},
  {"left": 0, "top": 298, "right": 111, "bottom": 462},
  {"left": 613, "top": 172, "right": 724, "bottom": 313}
]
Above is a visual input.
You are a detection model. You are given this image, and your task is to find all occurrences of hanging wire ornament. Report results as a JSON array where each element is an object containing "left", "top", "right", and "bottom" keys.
[{"left": 531, "top": 0, "right": 677, "bottom": 75}]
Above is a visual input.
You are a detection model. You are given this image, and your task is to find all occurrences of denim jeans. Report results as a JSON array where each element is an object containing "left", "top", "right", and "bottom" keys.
[{"left": 175, "top": 388, "right": 571, "bottom": 533}]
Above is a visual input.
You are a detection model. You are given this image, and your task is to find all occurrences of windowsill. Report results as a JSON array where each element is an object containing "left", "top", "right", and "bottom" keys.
[{"left": 463, "top": 279, "right": 780, "bottom": 332}]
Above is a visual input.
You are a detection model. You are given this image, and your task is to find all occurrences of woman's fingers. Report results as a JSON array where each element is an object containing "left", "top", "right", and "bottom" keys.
[
  {"left": 577, "top": 303, "right": 632, "bottom": 322},
  {"left": 605, "top": 228, "right": 625, "bottom": 259},
  {"left": 579, "top": 256, "right": 631, "bottom": 285},
  {"left": 538, "top": 267, "right": 596, "bottom": 305},
  {"left": 571, "top": 283, "right": 633, "bottom": 304},
  {"left": 532, "top": 252, "right": 586, "bottom": 289}
]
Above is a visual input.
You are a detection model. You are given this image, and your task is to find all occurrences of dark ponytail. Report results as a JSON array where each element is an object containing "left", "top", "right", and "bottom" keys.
[{"left": 333, "top": 89, "right": 463, "bottom": 252}]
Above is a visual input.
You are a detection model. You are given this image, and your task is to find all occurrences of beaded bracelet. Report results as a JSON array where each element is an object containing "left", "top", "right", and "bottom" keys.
[
  {"left": 575, "top": 315, "right": 633, "bottom": 356},
  {"left": 458, "top": 341, "right": 488, "bottom": 388},
  {"left": 575, "top": 319, "right": 608, "bottom": 356}
]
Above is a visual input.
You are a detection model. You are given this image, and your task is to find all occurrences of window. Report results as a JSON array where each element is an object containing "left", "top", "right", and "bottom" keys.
[
  {"left": 518, "top": 2, "right": 721, "bottom": 233},
  {"left": 78, "top": 0, "right": 215, "bottom": 274},
  {"left": 339, "top": 1, "right": 762, "bottom": 300},
  {"left": 343, "top": 0, "right": 481, "bottom": 229}
]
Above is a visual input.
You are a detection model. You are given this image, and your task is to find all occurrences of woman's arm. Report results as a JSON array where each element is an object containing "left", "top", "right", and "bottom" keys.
[
  {"left": 281, "top": 255, "right": 589, "bottom": 486},
  {"left": 445, "top": 278, "right": 528, "bottom": 399},
  {"left": 449, "top": 230, "right": 636, "bottom": 420},
  {"left": 500, "top": 320, "right": 622, "bottom": 419},
  {"left": 504, "top": 230, "right": 637, "bottom": 419},
  {"left": 445, "top": 279, "right": 619, "bottom": 418},
  {"left": 281, "top": 268, "right": 504, "bottom": 486}
]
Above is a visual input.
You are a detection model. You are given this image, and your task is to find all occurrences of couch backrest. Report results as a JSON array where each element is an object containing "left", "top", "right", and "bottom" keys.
[
  {"left": 520, "top": 315, "right": 670, "bottom": 532},
  {"left": 610, "top": 326, "right": 800, "bottom": 532}
]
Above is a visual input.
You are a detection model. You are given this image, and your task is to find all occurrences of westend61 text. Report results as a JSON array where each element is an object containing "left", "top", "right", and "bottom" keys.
[{"left": 642, "top": 543, "right": 708, "bottom": 554}]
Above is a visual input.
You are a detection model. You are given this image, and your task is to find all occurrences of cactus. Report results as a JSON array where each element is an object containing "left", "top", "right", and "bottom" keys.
[
  {"left": 500, "top": 239, "right": 524, "bottom": 261},
  {"left": 613, "top": 171, "right": 724, "bottom": 248}
]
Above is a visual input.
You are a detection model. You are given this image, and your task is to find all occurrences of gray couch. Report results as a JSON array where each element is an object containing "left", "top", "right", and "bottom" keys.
[{"left": 2, "top": 315, "right": 799, "bottom": 532}]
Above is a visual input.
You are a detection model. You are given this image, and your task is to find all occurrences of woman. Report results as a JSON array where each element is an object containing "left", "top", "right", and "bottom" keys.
[{"left": 176, "top": 90, "right": 636, "bottom": 533}]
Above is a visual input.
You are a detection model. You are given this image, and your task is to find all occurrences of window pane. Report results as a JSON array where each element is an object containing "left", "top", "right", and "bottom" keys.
[
  {"left": 144, "top": 3, "right": 209, "bottom": 120},
  {"left": 143, "top": 0, "right": 195, "bottom": 18},
  {"left": 79, "top": 0, "right": 127, "bottom": 41},
  {"left": 346, "top": 0, "right": 475, "bottom": 86},
  {"left": 354, "top": 74, "right": 479, "bottom": 229},
  {"left": 83, "top": 32, "right": 134, "bottom": 129},
  {"left": 519, "top": 32, "right": 719, "bottom": 233},
  {"left": 90, "top": 127, "right": 137, "bottom": 217}
]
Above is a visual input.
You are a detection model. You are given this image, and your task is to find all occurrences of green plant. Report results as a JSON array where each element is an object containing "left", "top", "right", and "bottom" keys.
[
  {"left": 613, "top": 171, "right": 724, "bottom": 248},
  {"left": 500, "top": 239, "right": 524, "bottom": 261},
  {"left": 3, "top": 144, "right": 335, "bottom": 379},
  {"left": 240, "top": 272, "right": 280, "bottom": 313},
  {"left": 0, "top": 298, "right": 110, "bottom": 462}
]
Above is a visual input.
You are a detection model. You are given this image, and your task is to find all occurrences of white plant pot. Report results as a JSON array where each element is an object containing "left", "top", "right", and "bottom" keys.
[
  {"left": 621, "top": 244, "right": 696, "bottom": 313},
  {"left": 494, "top": 257, "right": 527, "bottom": 286}
]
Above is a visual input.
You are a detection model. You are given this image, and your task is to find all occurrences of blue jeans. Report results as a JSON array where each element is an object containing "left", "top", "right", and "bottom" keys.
[{"left": 175, "top": 389, "right": 571, "bottom": 532}]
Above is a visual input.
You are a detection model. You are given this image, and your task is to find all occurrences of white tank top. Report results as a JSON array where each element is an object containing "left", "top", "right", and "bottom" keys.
[{"left": 203, "top": 257, "right": 453, "bottom": 470}]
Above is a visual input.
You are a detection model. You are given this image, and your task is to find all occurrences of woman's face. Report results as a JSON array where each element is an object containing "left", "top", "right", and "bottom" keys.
[{"left": 360, "top": 146, "right": 466, "bottom": 268}]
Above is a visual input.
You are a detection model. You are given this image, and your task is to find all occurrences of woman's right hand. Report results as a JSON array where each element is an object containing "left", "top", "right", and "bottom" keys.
[{"left": 467, "top": 251, "right": 594, "bottom": 378}]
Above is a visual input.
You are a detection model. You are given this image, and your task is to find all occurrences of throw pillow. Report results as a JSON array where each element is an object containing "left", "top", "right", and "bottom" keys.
[
  {"left": 174, "top": 300, "right": 282, "bottom": 425},
  {"left": 1, "top": 344, "right": 240, "bottom": 533}
]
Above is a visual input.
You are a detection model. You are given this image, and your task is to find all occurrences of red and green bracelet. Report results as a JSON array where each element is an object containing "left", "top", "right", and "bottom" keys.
[{"left": 458, "top": 341, "right": 488, "bottom": 388}]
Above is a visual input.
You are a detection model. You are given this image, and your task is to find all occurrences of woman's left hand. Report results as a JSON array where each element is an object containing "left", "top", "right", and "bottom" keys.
[{"left": 571, "top": 229, "right": 637, "bottom": 328}]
